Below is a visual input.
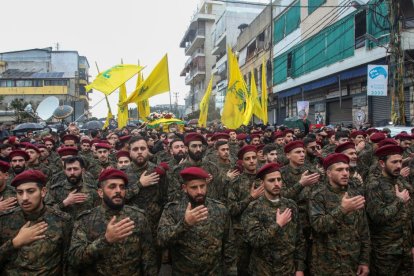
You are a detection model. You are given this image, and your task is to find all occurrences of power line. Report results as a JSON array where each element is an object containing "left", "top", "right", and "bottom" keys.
[{"left": 213, "top": 0, "right": 357, "bottom": 8}]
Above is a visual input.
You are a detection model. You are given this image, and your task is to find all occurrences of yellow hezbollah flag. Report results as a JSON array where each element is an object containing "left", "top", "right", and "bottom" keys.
[
  {"left": 86, "top": 64, "right": 143, "bottom": 96},
  {"left": 117, "top": 84, "right": 129, "bottom": 128},
  {"left": 261, "top": 59, "right": 268, "bottom": 124},
  {"left": 102, "top": 96, "right": 113, "bottom": 129},
  {"left": 198, "top": 77, "right": 213, "bottom": 127},
  {"left": 251, "top": 71, "right": 264, "bottom": 121},
  {"left": 134, "top": 71, "right": 150, "bottom": 121},
  {"left": 123, "top": 55, "right": 170, "bottom": 104},
  {"left": 222, "top": 47, "right": 251, "bottom": 129}
]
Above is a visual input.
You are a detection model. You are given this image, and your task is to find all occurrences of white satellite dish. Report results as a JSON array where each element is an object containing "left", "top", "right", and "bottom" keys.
[{"left": 36, "top": 96, "right": 59, "bottom": 120}]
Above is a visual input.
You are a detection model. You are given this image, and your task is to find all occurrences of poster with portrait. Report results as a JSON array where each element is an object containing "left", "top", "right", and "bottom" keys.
[{"left": 297, "top": 101, "right": 309, "bottom": 120}]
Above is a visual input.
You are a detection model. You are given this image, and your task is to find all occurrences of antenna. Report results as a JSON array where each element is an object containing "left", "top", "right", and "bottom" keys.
[{"left": 55, "top": 42, "right": 60, "bottom": 51}]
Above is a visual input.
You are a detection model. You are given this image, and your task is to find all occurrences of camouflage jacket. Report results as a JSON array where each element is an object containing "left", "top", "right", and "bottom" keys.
[
  {"left": 68, "top": 204, "right": 157, "bottom": 276},
  {"left": 125, "top": 161, "right": 168, "bottom": 234},
  {"left": 228, "top": 141, "right": 240, "bottom": 160},
  {"left": 27, "top": 162, "right": 51, "bottom": 178},
  {"left": 157, "top": 197, "right": 237, "bottom": 276},
  {"left": 45, "top": 178, "right": 100, "bottom": 219},
  {"left": 168, "top": 158, "right": 226, "bottom": 204},
  {"left": 309, "top": 181, "right": 370, "bottom": 275},
  {"left": 0, "top": 184, "right": 15, "bottom": 200},
  {"left": 366, "top": 175, "right": 414, "bottom": 255},
  {"left": 241, "top": 196, "right": 306, "bottom": 276},
  {"left": 154, "top": 150, "right": 172, "bottom": 164},
  {"left": 357, "top": 148, "right": 374, "bottom": 182},
  {"left": 321, "top": 144, "right": 336, "bottom": 158},
  {"left": 0, "top": 205, "right": 72, "bottom": 275},
  {"left": 227, "top": 172, "right": 261, "bottom": 230}
]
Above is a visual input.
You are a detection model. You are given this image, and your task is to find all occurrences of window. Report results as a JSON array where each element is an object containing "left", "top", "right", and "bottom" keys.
[
  {"left": 273, "top": 1, "right": 300, "bottom": 45},
  {"left": 6, "top": 80, "right": 14, "bottom": 87},
  {"left": 33, "top": 80, "right": 43, "bottom": 87},
  {"left": 287, "top": 52, "right": 293, "bottom": 77},
  {"left": 308, "top": 0, "right": 326, "bottom": 15},
  {"left": 44, "top": 79, "right": 68, "bottom": 86},
  {"left": 355, "top": 11, "right": 367, "bottom": 49}
]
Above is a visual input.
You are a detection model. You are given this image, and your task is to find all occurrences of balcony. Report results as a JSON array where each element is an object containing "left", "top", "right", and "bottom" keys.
[
  {"left": 212, "top": 31, "right": 226, "bottom": 56},
  {"left": 185, "top": 64, "right": 206, "bottom": 85},
  {"left": 185, "top": 29, "right": 206, "bottom": 56},
  {"left": 184, "top": 48, "right": 205, "bottom": 70}
]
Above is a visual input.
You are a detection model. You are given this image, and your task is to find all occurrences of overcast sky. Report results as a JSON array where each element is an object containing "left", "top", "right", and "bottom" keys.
[{"left": 0, "top": 0, "right": 200, "bottom": 118}]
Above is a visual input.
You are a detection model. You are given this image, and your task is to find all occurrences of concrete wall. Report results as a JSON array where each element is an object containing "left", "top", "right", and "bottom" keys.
[{"left": 51, "top": 52, "right": 79, "bottom": 77}]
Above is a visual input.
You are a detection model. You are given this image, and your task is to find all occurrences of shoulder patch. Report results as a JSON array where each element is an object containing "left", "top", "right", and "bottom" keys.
[
  {"left": 124, "top": 204, "right": 146, "bottom": 214},
  {"left": 48, "top": 206, "right": 71, "bottom": 221}
]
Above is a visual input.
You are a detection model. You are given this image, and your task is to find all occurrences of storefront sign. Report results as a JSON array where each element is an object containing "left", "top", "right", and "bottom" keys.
[{"left": 367, "top": 65, "right": 388, "bottom": 96}]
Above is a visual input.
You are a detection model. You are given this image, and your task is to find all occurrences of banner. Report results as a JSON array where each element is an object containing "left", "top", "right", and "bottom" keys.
[
  {"left": 297, "top": 101, "right": 309, "bottom": 120},
  {"left": 367, "top": 65, "right": 388, "bottom": 96}
]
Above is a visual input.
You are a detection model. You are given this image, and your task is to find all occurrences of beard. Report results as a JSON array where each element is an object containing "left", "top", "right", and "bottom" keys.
[
  {"left": 188, "top": 150, "right": 204, "bottom": 162},
  {"left": 187, "top": 193, "right": 206, "bottom": 208},
  {"left": 384, "top": 166, "right": 400, "bottom": 178},
  {"left": 103, "top": 193, "right": 124, "bottom": 211},
  {"left": 67, "top": 174, "right": 82, "bottom": 185},
  {"left": 173, "top": 152, "right": 186, "bottom": 162},
  {"left": 133, "top": 155, "right": 148, "bottom": 167},
  {"left": 13, "top": 165, "right": 25, "bottom": 174},
  {"left": 349, "top": 161, "right": 357, "bottom": 168}
]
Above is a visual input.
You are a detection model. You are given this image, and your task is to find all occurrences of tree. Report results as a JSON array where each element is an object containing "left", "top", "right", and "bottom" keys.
[{"left": 10, "top": 98, "right": 33, "bottom": 123}]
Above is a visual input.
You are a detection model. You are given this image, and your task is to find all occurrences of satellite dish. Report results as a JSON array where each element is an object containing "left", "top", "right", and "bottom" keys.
[
  {"left": 53, "top": 105, "right": 74, "bottom": 119},
  {"left": 37, "top": 96, "right": 59, "bottom": 120}
]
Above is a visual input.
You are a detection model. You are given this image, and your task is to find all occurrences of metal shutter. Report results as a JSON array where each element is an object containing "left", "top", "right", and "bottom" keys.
[
  {"left": 371, "top": 95, "right": 391, "bottom": 126},
  {"left": 327, "top": 99, "right": 353, "bottom": 126},
  {"left": 277, "top": 107, "right": 286, "bottom": 125}
]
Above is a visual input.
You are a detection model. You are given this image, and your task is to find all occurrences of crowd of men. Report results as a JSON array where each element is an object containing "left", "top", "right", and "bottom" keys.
[{"left": 0, "top": 121, "right": 413, "bottom": 276}]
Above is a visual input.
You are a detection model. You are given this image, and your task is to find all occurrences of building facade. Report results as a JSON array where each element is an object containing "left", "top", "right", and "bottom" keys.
[
  {"left": 270, "top": 0, "right": 414, "bottom": 127},
  {"left": 0, "top": 47, "right": 90, "bottom": 122}
]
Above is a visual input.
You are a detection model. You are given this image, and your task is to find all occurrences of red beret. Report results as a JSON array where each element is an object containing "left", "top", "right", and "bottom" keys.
[
  {"left": 80, "top": 138, "right": 92, "bottom": 145},
  {"left": 274, "top": 131, "right": 283, "bottom": 138},
  {"left": 323, "top": 153, "right": 350, "bottom": 170},
  {"left": 184, "top": 133, "right": 206, "bottom": 146},
  {"left": 98, "top": 168, "right": 128, "bottom": 185},
  {"left": 43, "top": 137, "right": 55, "bottom": 144},
  {"left": 37, "top": 144, "right": 47, "bottom": 150},
  {"left": 378, "top": 138, "right": 398, "bottom": 148},
  {"left": 235, "top": 160, "right": 244, "bottom": 173},
  {"left": 62, "top": 134, "right": 79, "bottom": 143},
  {"left": 225, "top": 129, "right": 236, "bottom": 134},
  {"left": 116, "top": 150, "right": 130, "bottom": 160},
  {"left": 159, "top": 162, "right": 170, "bottom": 171},
  {"left": 95, "top": 143, "right": 112, "bottom": 150},
  {"left": 366, "top": 128, "right": 379, "bottom": 136},
  {"left": 284, "top": 140, "right": 305, "bottom": 153},
  {"left": 211, "top": 133, "right": 230, "bottom": 141},
  {"left": 256, "top": 163, "right": 281, "bottom": 179},
  {"left": 7, "top": 136, "right": 17, "bottom": 144},
  {"left": 251, "top": 130, "right": 263, "bottom": 135},
  {"left": 335, "top": 142, "right": 355, "bottom": 153},
  {"left": 57, "top": 146, "right": 78, "bottom": 157},
  {"left": 11, "top": 170, "right": 46, "bottom": 188},
  {"left": 256, "top": 144, "right": 265, "bottom": 152},
  {"left": 395, "top": 133, "right": 413, "bottom": 140},
  {"left": 236, "top": 133, "right": 248, "bottom": 140},
  {"left": 370, "top": 132, "right": 386, "bottom": 143},
  {"left": 91, "top": 138, "right": 100, "bottom": 145},
  {"left": 206, "top": 133, "right": 213, "bottom": 139},
  {"left": 0, "top": 160, "right": 10, "bottom": 173},
  {"left": 250, "top": 134, "right": 260, "bottom": 140},
  {"left": 350, "top": 131, "right": 366, "bottom": 138},
  {"left": 375, "top": 145, "right": 403, "bottom": 157},
  {"left": 119, "top": 135, "right": 131, "bottom": 143},
  {"left": 237, "top": 145, "right": 257, "bottom": 160},
  {"left": 154, "top": 162, "right": 170, "bottom": 176},
  {"left": 180, "top": 167, "right": 210, "bottom": 182},
  {"left": 25, "top": 144, "right": 40, "bottom": 154},
  {"left": 283, "top": 129, "right": 294, "bottom": 136},
  {"left": 9, "top": 150, "right": 29, "bottom": 161}
]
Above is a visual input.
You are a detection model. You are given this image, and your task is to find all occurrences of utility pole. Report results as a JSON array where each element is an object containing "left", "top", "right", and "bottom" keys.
[
  {"left": 388, "top": 0, "right": 405, "bottom": 125},
  {"left": 174, "top": 92, "right": 179, "bottom": 116}
]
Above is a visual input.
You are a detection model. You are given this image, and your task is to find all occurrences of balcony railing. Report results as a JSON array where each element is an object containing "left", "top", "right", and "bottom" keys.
[{"left": 185, "top": 29, "right": 206, "bottom": 52}]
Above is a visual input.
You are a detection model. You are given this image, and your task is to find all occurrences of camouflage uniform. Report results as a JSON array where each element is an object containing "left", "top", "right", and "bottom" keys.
[
  {"left": 157, "top": 197, "right": 237, "bottom": 275},
  {"left": 27, "top": 162, "right": 51, "bottom": 178},
  {"left": 228, "top": 141, "right": 240, "bottom": 160},
  {"left": 45, "top": 178, "right": 100, "bottom": 219},
  {"left": 227, "top": 172, "right": 261, "bottom": 275},
  {"left": 357, "top": 147, "right": 374, "bottom": 182},
  {"left": 168, "top": 159, "right": 226, "bottom": 204},
  {"left": 154, "top": 150, "right": 171, "bottom": 164},
  {"left": 0, "top": 184, "right": 15, "bottom": 200},
  {"left": 0, "top": 205, "right": 72, "bottom": 275},
  {"left": 321, "top": 143, "right": 336, "bottom": 158},
  {"left": 366, "top": 175, "right": 414, "bottom": 276},
  {"left": 68, "top": 205, "right": 157, "bottom": 275},
  {"left": 309, "top": 181, "right": 370, "bottom": 275},
  {"left": 241, "top": 196, "right": 306, "bottom": 276}
]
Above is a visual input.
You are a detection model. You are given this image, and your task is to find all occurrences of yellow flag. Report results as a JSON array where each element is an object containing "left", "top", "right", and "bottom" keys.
[
  {"left": 117, "top": 84, "right": 128, "bottom": 128},
  {"left": 86, "top": 64, "right": 143, "bottom": 96},
  {"left": 134, "top": 71, "right": 150, "bottom": 121},
  {"left": 222, "top": 47, "right": 251, "bottom": 129},
  {"left": 123, "top": 55, "right": 170, "bottom": 104},
  {"left": 198, "top": 77, "right": 213, "bottom": 127},
  {"left": 102, "top": 96, "right": 113, "bottom": 129},
  {"left": 261, "top": 59, "right": 268, "bottom": 124},
  {"left": 251, "top": 71, "right": 264, "bottom": 121}
]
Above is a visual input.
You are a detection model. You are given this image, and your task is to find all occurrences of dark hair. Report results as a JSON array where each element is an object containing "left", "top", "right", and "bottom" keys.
[
  {"left": 90, "top": 129, "right": 99, "bottom": 138},
  {"left": 263, "top": 144, "right": 277, "bottom": 155},
  {"left": 215, "top": 141, "right": 228, "bottom": 150},
  {"left": 169, "top": 138, "right": 184, "bottom": 148},
  {"left": 335, "top": 131, "right": 349, "bottom": 141},
  {"left": 63, "top": 156, "right": 85, "bottom": 169},
  {"left": 128, "top": 136, "right": 147, "bottom": 146},
  {"left": 0, "top": 143, "right": 12, "bottom": 150},
  {"left": 303, "top": 136, "right": 316, "bottom": 147}
]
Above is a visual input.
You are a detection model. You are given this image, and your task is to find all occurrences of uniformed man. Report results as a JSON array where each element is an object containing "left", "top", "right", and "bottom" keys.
[
  {"left": 0, "top": 170, "right": 72, "bottom": 274},
  {"left": 158, "top": 166, "right": 237, "bottom": 275},
  {"left": 95, "top": 143, "right": 116, "bottom": 171},
  {"left": 167, "top": 138, "right": 186, "bottom": 168},
  {"left": 309, "top": 153, "right": 370, "bottom": 275},
  {"left": 242, "top": 163, "right": 306, "bottom": 276},
  {"left": 25, "top": 144, "right": 51, "bottom": 177},
  {"left": 0, "top": 143, "right": 12, "bottom": 162},
  {"left": 250, "top": 134, "right": 261, "bottom": 146},
  {"left": 0, "top": 160, "right": 17, "bottom": 211},
  {"left": 68, "top": 168, "right": 157, "bottom": 275},
  {"left": 283, "top": 129, "right": 295, "bottom": 144},
  {"left": 303, "top": 135, "right": 322, "bottom": 171},
  {"left": 262, "top": 144, "right": 278, "bottom": 164},
  {"left": 116, "top": 150, "right": 131, "bottom": 171},
  {"left": 46, "top": 156, "right": 99, "bottom": 219},
  {"left": 335, "top": 142, "right": 364, "bottom": 191},
  {"left": 366, "top": 145, "right": 414, "bottom": 275},
  {"left": 227, "top": 129, "right": 240, "bottom": 159},
  {"left": 8, "top": 149, "right": 29, "bottom": 179},
  {"left": 228, "top": 145, "right": 264, "bottom": 275},
  {"left": 62, "top": 134, "right": 79, "bottom": 147}
]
